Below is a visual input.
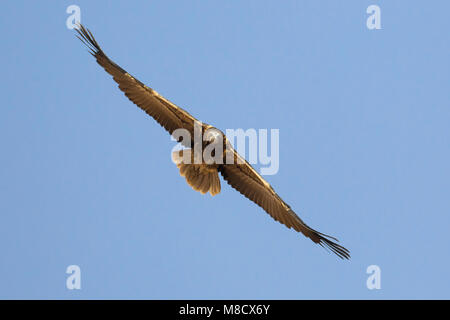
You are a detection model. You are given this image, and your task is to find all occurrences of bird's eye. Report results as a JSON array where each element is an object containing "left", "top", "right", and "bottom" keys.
[{"left": 206, "top": 129, "right": 221, "bottom": 141}]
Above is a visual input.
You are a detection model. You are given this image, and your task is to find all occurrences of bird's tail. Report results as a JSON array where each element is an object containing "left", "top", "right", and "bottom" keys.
[{"left": 172, "top": 149, "right": 221, "bottom": 196}]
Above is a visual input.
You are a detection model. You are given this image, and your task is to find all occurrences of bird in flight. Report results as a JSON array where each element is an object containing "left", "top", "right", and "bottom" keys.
[{"left": 75, "top": 24, "right": 350, "bottom": 259}]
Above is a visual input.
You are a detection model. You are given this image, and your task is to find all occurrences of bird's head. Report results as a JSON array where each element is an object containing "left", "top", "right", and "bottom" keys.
[{"left": 204, "top": 127, "right": 223, "bottom": 144}]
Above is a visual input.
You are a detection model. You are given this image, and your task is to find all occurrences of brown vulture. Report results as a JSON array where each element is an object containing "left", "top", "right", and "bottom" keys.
[{"left": 75, "top": 24, "right": 350, "bottom": 259}]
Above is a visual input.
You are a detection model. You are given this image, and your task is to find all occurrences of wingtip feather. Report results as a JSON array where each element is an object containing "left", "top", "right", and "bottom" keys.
[
  {"left": 74, "top": 23, "right": 102, "bottom": 56},
  {"left": 317, "top": 235, "right": 351, "bottom": 260}
]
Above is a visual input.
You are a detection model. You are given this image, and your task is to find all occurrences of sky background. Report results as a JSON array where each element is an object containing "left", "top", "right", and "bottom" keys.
[{"left": 1, "top": 1, "right": 449, "bottom": 299}]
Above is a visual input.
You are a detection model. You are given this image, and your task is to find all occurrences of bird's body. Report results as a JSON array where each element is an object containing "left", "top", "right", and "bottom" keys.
[{"left": 75, "top": 25, "right": 350, "bottom": 259}]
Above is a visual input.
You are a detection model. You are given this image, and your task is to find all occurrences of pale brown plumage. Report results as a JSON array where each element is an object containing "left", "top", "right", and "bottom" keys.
[
  {"left": 75, "top": 24, "right": 350, "bottom": 259},
  {"left": 172, "top": 149, "right": 221, "bottom": 196}
]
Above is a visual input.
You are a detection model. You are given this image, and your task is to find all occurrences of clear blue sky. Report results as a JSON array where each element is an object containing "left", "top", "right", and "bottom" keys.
[{"left": 1, "top": 1, "right": 449, "bottom": 299}]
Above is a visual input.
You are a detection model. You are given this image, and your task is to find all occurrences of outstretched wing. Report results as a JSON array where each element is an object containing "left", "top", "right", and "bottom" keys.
[
  {"left": 75, "top": 24, "right": 198, "bottom": 145},
  {"left": 219, "top": 148, "right": 350, "bottom": 259}
]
